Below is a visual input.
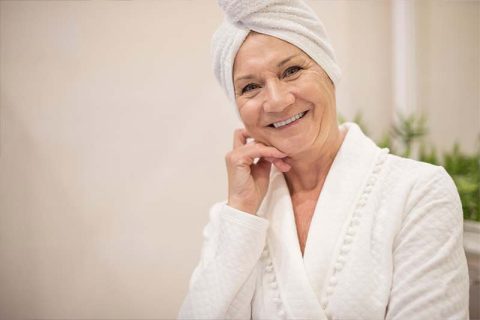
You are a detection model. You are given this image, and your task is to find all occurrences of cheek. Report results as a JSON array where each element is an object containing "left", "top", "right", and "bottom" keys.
[
  {"left": 238, "top": 104, "right": 271, "bottom": 144},
  {"left": 297, "top": 70, "right": 334, "bottom": 100},
  {"left": 303, "top": 82, "right": 334, "bottom": 113},
  {"left": 238, "top": 102, "right": 261, "bottom": 128}
]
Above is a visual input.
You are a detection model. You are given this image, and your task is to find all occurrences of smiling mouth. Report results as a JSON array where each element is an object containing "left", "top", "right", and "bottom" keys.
[{"left": 269, "top": 111, "right": 308, "bottom": 128}]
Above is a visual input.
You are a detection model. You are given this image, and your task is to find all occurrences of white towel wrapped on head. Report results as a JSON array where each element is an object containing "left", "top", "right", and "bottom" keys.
[{"left": 212, "top": 0, "right": 342, "bottom": 103}]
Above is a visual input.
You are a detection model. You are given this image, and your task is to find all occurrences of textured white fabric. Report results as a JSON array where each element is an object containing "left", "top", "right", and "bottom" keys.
[
  {"left": 178, "top": 122, "right": 470, "bottom": 320},
  {"left": 211, "top": 0, "right": 341, "bottom": 102}
]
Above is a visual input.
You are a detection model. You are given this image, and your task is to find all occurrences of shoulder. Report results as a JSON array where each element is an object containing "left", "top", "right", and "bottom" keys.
[
  {"left": 382, "top": 154, "right": 462, "bottom": 223},
  {"left": 384, "top": 153, "right": 456, "bottom": 193},
  {"left": 386, "top": 153, "right": 444, "bottom": 179}
]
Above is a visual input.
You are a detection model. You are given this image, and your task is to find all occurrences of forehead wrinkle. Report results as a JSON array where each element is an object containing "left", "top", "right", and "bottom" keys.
[
  {"left": 234, "top": 51, "right": 303, "bottom": 85},
  {"left": 277, "top": 53, "right": 302, "bottom": 68}
]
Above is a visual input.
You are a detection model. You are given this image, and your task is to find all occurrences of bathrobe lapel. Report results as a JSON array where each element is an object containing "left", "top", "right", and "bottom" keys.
[
  {"left": 303, "top": 123, "right": 382, "bottom": 304},
  {"left": 257, "top": 123, "right": 384, "bottom": 319},
  {"left": 260, "top": 169, "right": 327, "bottom": 320}
]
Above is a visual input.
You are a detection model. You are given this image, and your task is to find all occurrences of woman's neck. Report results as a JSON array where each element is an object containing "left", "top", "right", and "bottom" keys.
[{"left": 283, "top": 125, "right": 347, "bottom": 195}]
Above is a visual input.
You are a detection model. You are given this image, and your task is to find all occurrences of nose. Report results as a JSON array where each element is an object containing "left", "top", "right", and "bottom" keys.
[{"left": 263, "top": 79, "right": 295, "bottom": 113}]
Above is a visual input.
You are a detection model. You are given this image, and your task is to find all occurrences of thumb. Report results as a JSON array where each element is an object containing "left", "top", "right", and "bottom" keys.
[{"left": 251, "top": 158, "right": 272, "bottom": 191}]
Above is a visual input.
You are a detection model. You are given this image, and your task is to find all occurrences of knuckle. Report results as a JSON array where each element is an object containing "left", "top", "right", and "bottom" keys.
[
  {"left": 234, "top": 128, "right": 243, "bottom": 136},
  {"left": 253, "top": 143, "right": 263, "bottom": 151},
  {"left": 226, "top": 152, "right": 240, "bottom": 164}
]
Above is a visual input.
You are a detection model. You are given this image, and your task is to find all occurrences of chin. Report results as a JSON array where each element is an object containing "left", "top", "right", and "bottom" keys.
[{"left": 272, "top": 139, "right": 312, "bottom": 156}]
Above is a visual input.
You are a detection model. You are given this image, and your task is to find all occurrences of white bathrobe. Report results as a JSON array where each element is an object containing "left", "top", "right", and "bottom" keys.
[{"left": 178, "top": 122, "right": 469, "bottom": 320}]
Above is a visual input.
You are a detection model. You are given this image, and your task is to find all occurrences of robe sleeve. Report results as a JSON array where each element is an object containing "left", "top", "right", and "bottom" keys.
[
  {"left": 385, "top": 166, "right": 470, "bottom": 319},
  {"left": 178, "top": 202, "right": 269, "bottom": 320}
]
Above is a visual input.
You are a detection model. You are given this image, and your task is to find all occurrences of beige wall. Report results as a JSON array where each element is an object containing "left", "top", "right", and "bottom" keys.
[
  {"left": 0, "top": 1, "right": 477, "bottom": 319},
  {"left": 311, "top": 0, "right": 394, "bottom": 140},
  {"left": 416, "top": 0, "right": 480, "bottom": 153}
]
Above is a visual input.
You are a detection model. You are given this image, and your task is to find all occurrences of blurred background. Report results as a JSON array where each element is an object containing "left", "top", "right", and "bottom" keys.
[{"left": 0, "top": 0, "right": 478, "bottom": 319}]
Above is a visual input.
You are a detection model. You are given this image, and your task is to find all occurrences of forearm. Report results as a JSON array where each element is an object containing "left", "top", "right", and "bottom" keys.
[{"left": 178, "top": 203, "right": 269, "bottom": 319}]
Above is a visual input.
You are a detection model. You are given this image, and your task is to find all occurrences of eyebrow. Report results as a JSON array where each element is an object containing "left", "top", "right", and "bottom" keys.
[
  {"left": 233, "top": 53, "right": 301, "bottom": 84},
  {"left": 277, "top": 53, "right": 300, "bottom": 68}
]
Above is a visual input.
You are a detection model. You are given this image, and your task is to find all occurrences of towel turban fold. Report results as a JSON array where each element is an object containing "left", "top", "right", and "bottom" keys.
[{"left": 211, "top": 0, "right": 342, "bottom": 103}]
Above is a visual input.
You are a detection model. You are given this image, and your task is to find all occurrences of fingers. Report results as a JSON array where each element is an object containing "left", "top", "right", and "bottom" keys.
[
  {"left": 230, "top": 128, "right": 289, "bottom": 171},
  {"left": 226, "top": 144, "right": 283, "bottom": 168},
  {"left": 242, "top": 144, "right": 286, "bottom": 162},
  {"left": 233, "top": 128, "right": 250, "bottom": 149},
  {"left": 251, "top": 157, "right": 272, "bottom": 185},
  {"left": 264, "top": 157, "right": 291, "bottom": 172},
  {"left": 273, "top": 159, "right": 291, "bottom": 172}
]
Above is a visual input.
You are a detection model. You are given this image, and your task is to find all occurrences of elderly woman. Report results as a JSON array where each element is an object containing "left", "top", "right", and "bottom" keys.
[{"left": 178, "top": 1, "right": 469, "bottom": 319}]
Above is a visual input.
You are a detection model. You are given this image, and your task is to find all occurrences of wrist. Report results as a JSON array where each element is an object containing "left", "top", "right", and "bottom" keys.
[{"left": 227, "top": 198, "right": 259, "bottom": 215}]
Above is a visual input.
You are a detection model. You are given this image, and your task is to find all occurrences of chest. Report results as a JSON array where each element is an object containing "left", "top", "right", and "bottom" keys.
[
  {"left": 253, "top": 199, "right": 395, "bottom": 320},
  {"left": 292, "top": 198, "right": 318, "bottom": 256}
]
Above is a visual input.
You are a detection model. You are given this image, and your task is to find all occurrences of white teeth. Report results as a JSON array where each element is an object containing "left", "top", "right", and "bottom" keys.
[{"left": 272, "top": 111, "right": 306, "bottom": 128}]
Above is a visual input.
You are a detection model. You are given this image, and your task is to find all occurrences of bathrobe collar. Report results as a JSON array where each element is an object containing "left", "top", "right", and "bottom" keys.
[{"left": 257, "top": 122, "right": 385, "bottom": 319}]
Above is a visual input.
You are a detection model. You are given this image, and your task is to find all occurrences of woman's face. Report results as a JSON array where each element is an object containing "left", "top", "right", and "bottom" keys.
[{"left": 233, "top": 32, "right": 338, "bottom": 156}]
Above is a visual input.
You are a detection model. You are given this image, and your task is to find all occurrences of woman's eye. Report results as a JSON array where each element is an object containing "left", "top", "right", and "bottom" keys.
[
  {"left": 241, "top": 83, "right": 259, "bottom": 94},
  {"left": 283, "top": 66, "right": 302, "bottom": 78}
]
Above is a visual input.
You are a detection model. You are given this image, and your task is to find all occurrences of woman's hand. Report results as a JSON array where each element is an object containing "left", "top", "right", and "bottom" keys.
[{"left": 225, "top": 129, "right": 291, "bottom": 215}]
